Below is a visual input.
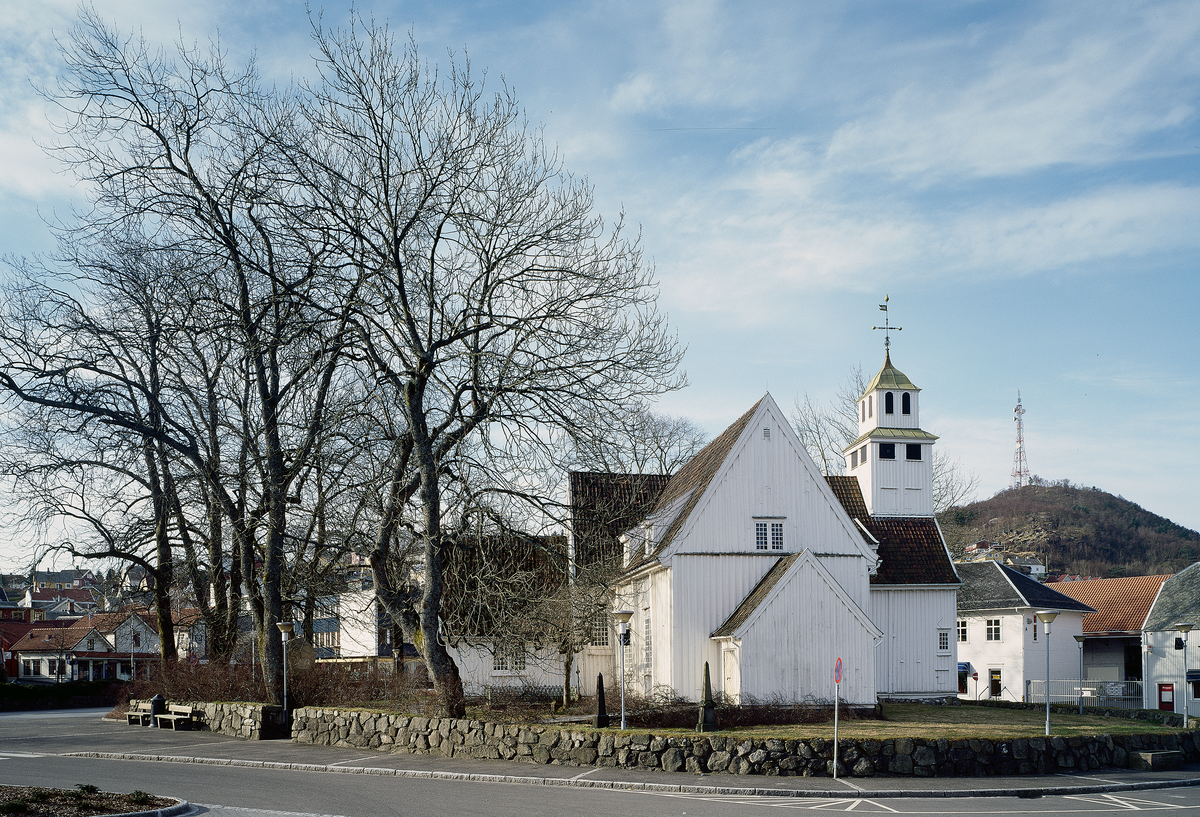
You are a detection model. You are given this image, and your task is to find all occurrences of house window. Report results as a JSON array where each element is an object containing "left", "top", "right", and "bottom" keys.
[
  {"left": 885, "top": 392, "right": 894, "bottom": 414},
  {"left": 902, "top": 392, "right": 911, "bottom": 415},
  {"left": 643, "top": 615, "right": 652, "bottom": 669},
  {"left": 850, "top": 450, "right": 857, "bottom": 468},
  {"left": 879, "top": 443, "right": 895, "bottom": 460},
  {"left": 906, "top": 444, "right": 921, "bottom": 460},
  {"left": 957, "top": 620, "right": 967, "bottom": 642},
  {"left": 87, "top": 638, "right": 95, "bottom": 651},
  {"left": 986, "top": 619, "right": 1001, "bottom": 641},
  {"left": 938, "top": 630, "right": 950, "bottom": 652},
  {"left": 22, "top": 659, "right": 33, "bottom": 676},
  {"left": 492, "top": 644, "right": 526, "bottom": 672},
  {"left": 590, "top": 611, "right": 610, "bottom": 647},
  {"left": 1032, "top": 615, "right": 1038, "bottom": 641},
  {"left": 132, "top": 632, "right": 141, "bottom": 648}
]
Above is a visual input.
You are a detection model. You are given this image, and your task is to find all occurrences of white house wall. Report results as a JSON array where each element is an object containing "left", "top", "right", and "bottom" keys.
[
  {"left": 1142, "top": 630, "right": 1198, "bottom": 716},
  {"left": 735, "top": 554, "right": 879, "bottom": 706},
  {"left": 339, "top": 590, "right": 380, "bottom": 657},
  {"left": 872, "top": 587, "right": 956, "bottom": 696},
  {"left": 450, "top": 643, "right": 565, "bottom": 696},
  {"left": 957, "top": 610, "right": 1085, "bottom": 703}
]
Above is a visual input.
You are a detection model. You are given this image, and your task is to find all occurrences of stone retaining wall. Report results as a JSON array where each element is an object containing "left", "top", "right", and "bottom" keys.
[
  {"left": 131, "top": 700, "right": 287, "bottom": 740},
  {"left": 291, "top": 706, "right": 1200, "bottom": 778}
]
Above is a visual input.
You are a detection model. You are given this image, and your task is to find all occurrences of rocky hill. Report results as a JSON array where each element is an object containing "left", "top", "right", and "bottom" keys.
[{"left": 937, "top": 479, "right": 1200, "bottom": 579}]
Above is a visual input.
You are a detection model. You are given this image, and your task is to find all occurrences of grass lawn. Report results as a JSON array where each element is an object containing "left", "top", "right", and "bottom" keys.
[{"left": 598, "top": 703, "right": 1185, "bottom": 742}]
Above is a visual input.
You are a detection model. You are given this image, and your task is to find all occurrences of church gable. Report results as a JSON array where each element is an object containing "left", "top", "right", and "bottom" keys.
[{"left": 643, "top": 396, "right": 876, "bottom": 565}]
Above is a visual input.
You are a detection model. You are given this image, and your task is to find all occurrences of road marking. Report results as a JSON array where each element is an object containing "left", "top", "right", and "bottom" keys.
[
  {"left": 569, "top": 768, "right": 600, "bottom": 780},
  {"left": 1064, "top": 792, "right": 1178, "bottom": 810},
  {"left": 326, "top": 755, "right": 376, "bottom": 767},
  {"left": 194, "top": 805, "right": 353, "bottom": 817},
  {"left": 1058, "top": 771, "right": 1124, "bottom": 783},
  {"left": 0, "top": 752, "right": 46, "bottom": 758}
]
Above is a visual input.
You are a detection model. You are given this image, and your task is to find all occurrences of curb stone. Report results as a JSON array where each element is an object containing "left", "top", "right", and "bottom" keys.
[{"left": 59, "top": 752, "right": 1200, "bottom": 799}]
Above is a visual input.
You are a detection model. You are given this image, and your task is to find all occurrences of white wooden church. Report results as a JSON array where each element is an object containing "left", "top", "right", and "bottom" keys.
[{"left": 571, "top": 353, "right": 961, "bottom": 706}]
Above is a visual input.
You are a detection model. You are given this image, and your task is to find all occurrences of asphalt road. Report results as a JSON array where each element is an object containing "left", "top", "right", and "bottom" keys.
[{"left": 5, "top": 709, "right": 1200, "bottom": 816}]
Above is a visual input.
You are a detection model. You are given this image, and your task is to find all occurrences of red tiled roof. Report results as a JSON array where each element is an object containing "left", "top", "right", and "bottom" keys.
[
  {"left": 29, "top": 588, "right": 95, "bottom": 603},
  {"left": 825, "top": 475, "right": 959, "bottom": 586},
  {"left": 1049, "top": 574, "right": 1172, "bottom": 634}
]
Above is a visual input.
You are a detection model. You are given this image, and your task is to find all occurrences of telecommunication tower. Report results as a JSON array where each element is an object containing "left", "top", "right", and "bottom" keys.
[{"left": 1010, "top": 392, "right": 1030, "bottom": 489}]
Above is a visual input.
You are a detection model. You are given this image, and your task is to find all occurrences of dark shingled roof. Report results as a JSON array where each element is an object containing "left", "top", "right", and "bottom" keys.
[
  {"left": 825, "top": 475, "right": 959, "bottom": 586},
  {"left": 569, "top": 472, "right": 671, "bottom": 567},
  {"left": 956, "top": 561, "right": 1095, "bottom": 614},
  {"left": 1143, "top": 562, "right": 1200, "bottom": 631},
  {"left": 624, "top": 399, "right": 764, "bottom": 571},
  {"left": 711, "top": 554, "right": 799, "bottom": 637}
]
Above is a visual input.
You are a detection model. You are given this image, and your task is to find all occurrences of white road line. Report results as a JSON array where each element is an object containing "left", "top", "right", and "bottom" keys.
[
  {"left": 326, "top": 756, "right": 377, "bottom": 767},
  {"left": 569, "top": 768, "right": 601, "bottom": 780},
  {"left": 194, "top": 805, "right": 353, "bottom": 817}
]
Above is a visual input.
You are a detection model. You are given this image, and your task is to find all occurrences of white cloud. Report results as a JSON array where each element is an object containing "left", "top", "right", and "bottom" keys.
[{"left": 826, "top": 3, "right": 1200, "bottom": 180}]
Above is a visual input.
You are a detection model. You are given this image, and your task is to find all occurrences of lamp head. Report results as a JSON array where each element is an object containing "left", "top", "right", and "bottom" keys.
[
  {"left": 1175, "top": 622, "right": 1195, "bottom": 634},
  {"left": 1036, "top": 610, "right": 1059, "bottom": 627},
  {"left": 277, "top": 621, "right": 295, "bottom": 639}
]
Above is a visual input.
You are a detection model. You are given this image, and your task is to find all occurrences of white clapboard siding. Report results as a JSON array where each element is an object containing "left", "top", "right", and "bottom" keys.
[
  {"left": 732, "top": 552, "right": 880, "bottom": 706},
  {"left": 664, "top": 399, "right": 872, "bottom": 563},
  {"left": 871, "top": 587, "right": 957, "bottom": 695}
]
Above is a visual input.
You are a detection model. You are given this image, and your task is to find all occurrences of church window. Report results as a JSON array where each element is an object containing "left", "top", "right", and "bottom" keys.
[
  {"left": 859, "top": 446, "right": 868, "bottom": 464},
  {"left": 860, "top": 401, "right": 865, "bottom": 422},
  {"left": 986, "top": 619, "right": 1001, "bottom": 641},
  {"left": 906, "top": 444, "right": 922, "bottom": 460},
  {"left": 938, "top": 630, "right": 950, "bottom": 652},
  {"left": 644, "top": 615, "right": 652, "bottom": 668},
  {"left": 850, "top": 449, "right": 857, "bottom": 468},
  {"left": 492, "top": 643, "right": 526, "bottom": 672},
  {"left": 771, "top": 523, "right": 783, "bottom": 550},
  {"left": 957, "top": 620, "right": 967, "bottom": 642},
  {"left": 902, "top": 392, "right": 911, "bottom": 414},
  {"left": 879, "top": 443, "right": 895, "bottom": 460},
  {"left": 868, "top": 396, "right": 873, "bottom": 418},
  {"left": 885, "top": 392, "right": 894, "bottom": 414},
  {"left": 763, "top": 426, "right": 771, "bottom": 440},
  {"left": 590, "top": 612, "right": 609, "bottom": 647},
  {"left": 755, "top": 522, "right": 767, "bottom": 550}
]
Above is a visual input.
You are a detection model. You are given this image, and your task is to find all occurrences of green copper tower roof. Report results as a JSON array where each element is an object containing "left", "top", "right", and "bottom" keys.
[{"left": 862, "top": 352, "right": 920, "bottom": 398}]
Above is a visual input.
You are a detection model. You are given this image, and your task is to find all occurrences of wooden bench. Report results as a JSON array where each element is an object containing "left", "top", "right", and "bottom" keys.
[
  {"left": 126, "top": 701, "right": 154, "bottom": 727},
  {"left": 155, "top": 705, "right": 200, "bottom": 731}
]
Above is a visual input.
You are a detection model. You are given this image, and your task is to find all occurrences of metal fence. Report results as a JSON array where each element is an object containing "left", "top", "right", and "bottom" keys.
[{"left": 1026, "top": 679, "right": 1143, "bottom": 710}]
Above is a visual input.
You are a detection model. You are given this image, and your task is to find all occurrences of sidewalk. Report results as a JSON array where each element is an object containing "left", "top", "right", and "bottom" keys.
[{"left": 64, "top": 715, "right": 1200, "bottom": 800}]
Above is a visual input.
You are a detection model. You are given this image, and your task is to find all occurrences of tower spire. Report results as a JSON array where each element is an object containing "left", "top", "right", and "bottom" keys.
[
  {"left": 872, "top": 294, "right": 902, "bottom": 353},
  {"left": 1010, "top": 392, "right": 1030, "bottom": 489}
]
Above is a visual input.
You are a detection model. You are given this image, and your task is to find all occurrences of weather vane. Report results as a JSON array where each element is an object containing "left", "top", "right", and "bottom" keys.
[{"left": 872, "top": 294, "right": 901, "bottom": 352}]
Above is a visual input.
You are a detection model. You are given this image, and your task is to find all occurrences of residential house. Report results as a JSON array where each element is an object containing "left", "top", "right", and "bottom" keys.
[
  {"left": 10, "top": 621, "right": 121, "bottom": 682},
  {"left": 1139, "top": 562, "right": 1200, "bottom": 715},
  {"left": 955, "top": 560, "right": 1094, "bottom": 702},
  {"left": 1050, "top": 573, "right": 1171, "bottom": 683}
]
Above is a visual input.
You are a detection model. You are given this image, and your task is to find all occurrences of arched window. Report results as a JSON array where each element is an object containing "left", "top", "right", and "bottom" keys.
[
  {"left": 902, "top": 392, "right": 911, "bottom": 415},
  {"left": 885, "top": 392, "right": 894, "bottom": 414},
  {"left": 861, "top": 401, "right": 865, "bottom": 422}
]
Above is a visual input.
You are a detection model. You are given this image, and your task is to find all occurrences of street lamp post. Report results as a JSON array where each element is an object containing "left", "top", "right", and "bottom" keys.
[
  {"left": 1037, "top": 610, "right": 1059, "bottom": 736},
  {"left": 613, "top": 610, "right": 634, "bottom": 730},
  {"left": 1073, "top": 635, "right": 1085, "bottom": 715},
  {"left": 1175, "top": 623, "right": 1195, "bottom": 719},
  {"left": 277, "top": 621, "right": 294, "bottom": 723}
]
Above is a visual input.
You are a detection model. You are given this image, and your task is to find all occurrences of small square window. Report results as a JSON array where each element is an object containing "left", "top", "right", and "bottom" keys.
[
  {"left": 906, "top": 444, "right": 922, "bottom": 460},
  {"left": 879, "top": 443, "right": 895, "bottom": 460}
]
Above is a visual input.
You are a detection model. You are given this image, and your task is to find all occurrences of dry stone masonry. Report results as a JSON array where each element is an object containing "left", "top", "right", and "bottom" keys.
[{"left": 290, "top": 706, "right": 1200, "bottom": 777}]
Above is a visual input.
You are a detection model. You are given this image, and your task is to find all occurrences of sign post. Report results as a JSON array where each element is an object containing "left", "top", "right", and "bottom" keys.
[{"left": 833, "top": 657, "right": 842, "bottom": 779}]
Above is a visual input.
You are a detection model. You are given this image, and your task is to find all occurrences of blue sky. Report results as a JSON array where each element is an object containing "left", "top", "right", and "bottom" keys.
[{"left": 1, "top": 0, "right": 1198, "bottom": 550}]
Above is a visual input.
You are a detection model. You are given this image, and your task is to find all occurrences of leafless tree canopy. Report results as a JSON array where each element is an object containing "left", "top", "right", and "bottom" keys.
[{"left": 0, "top": 11, "right": 684, "bottom": 716}]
